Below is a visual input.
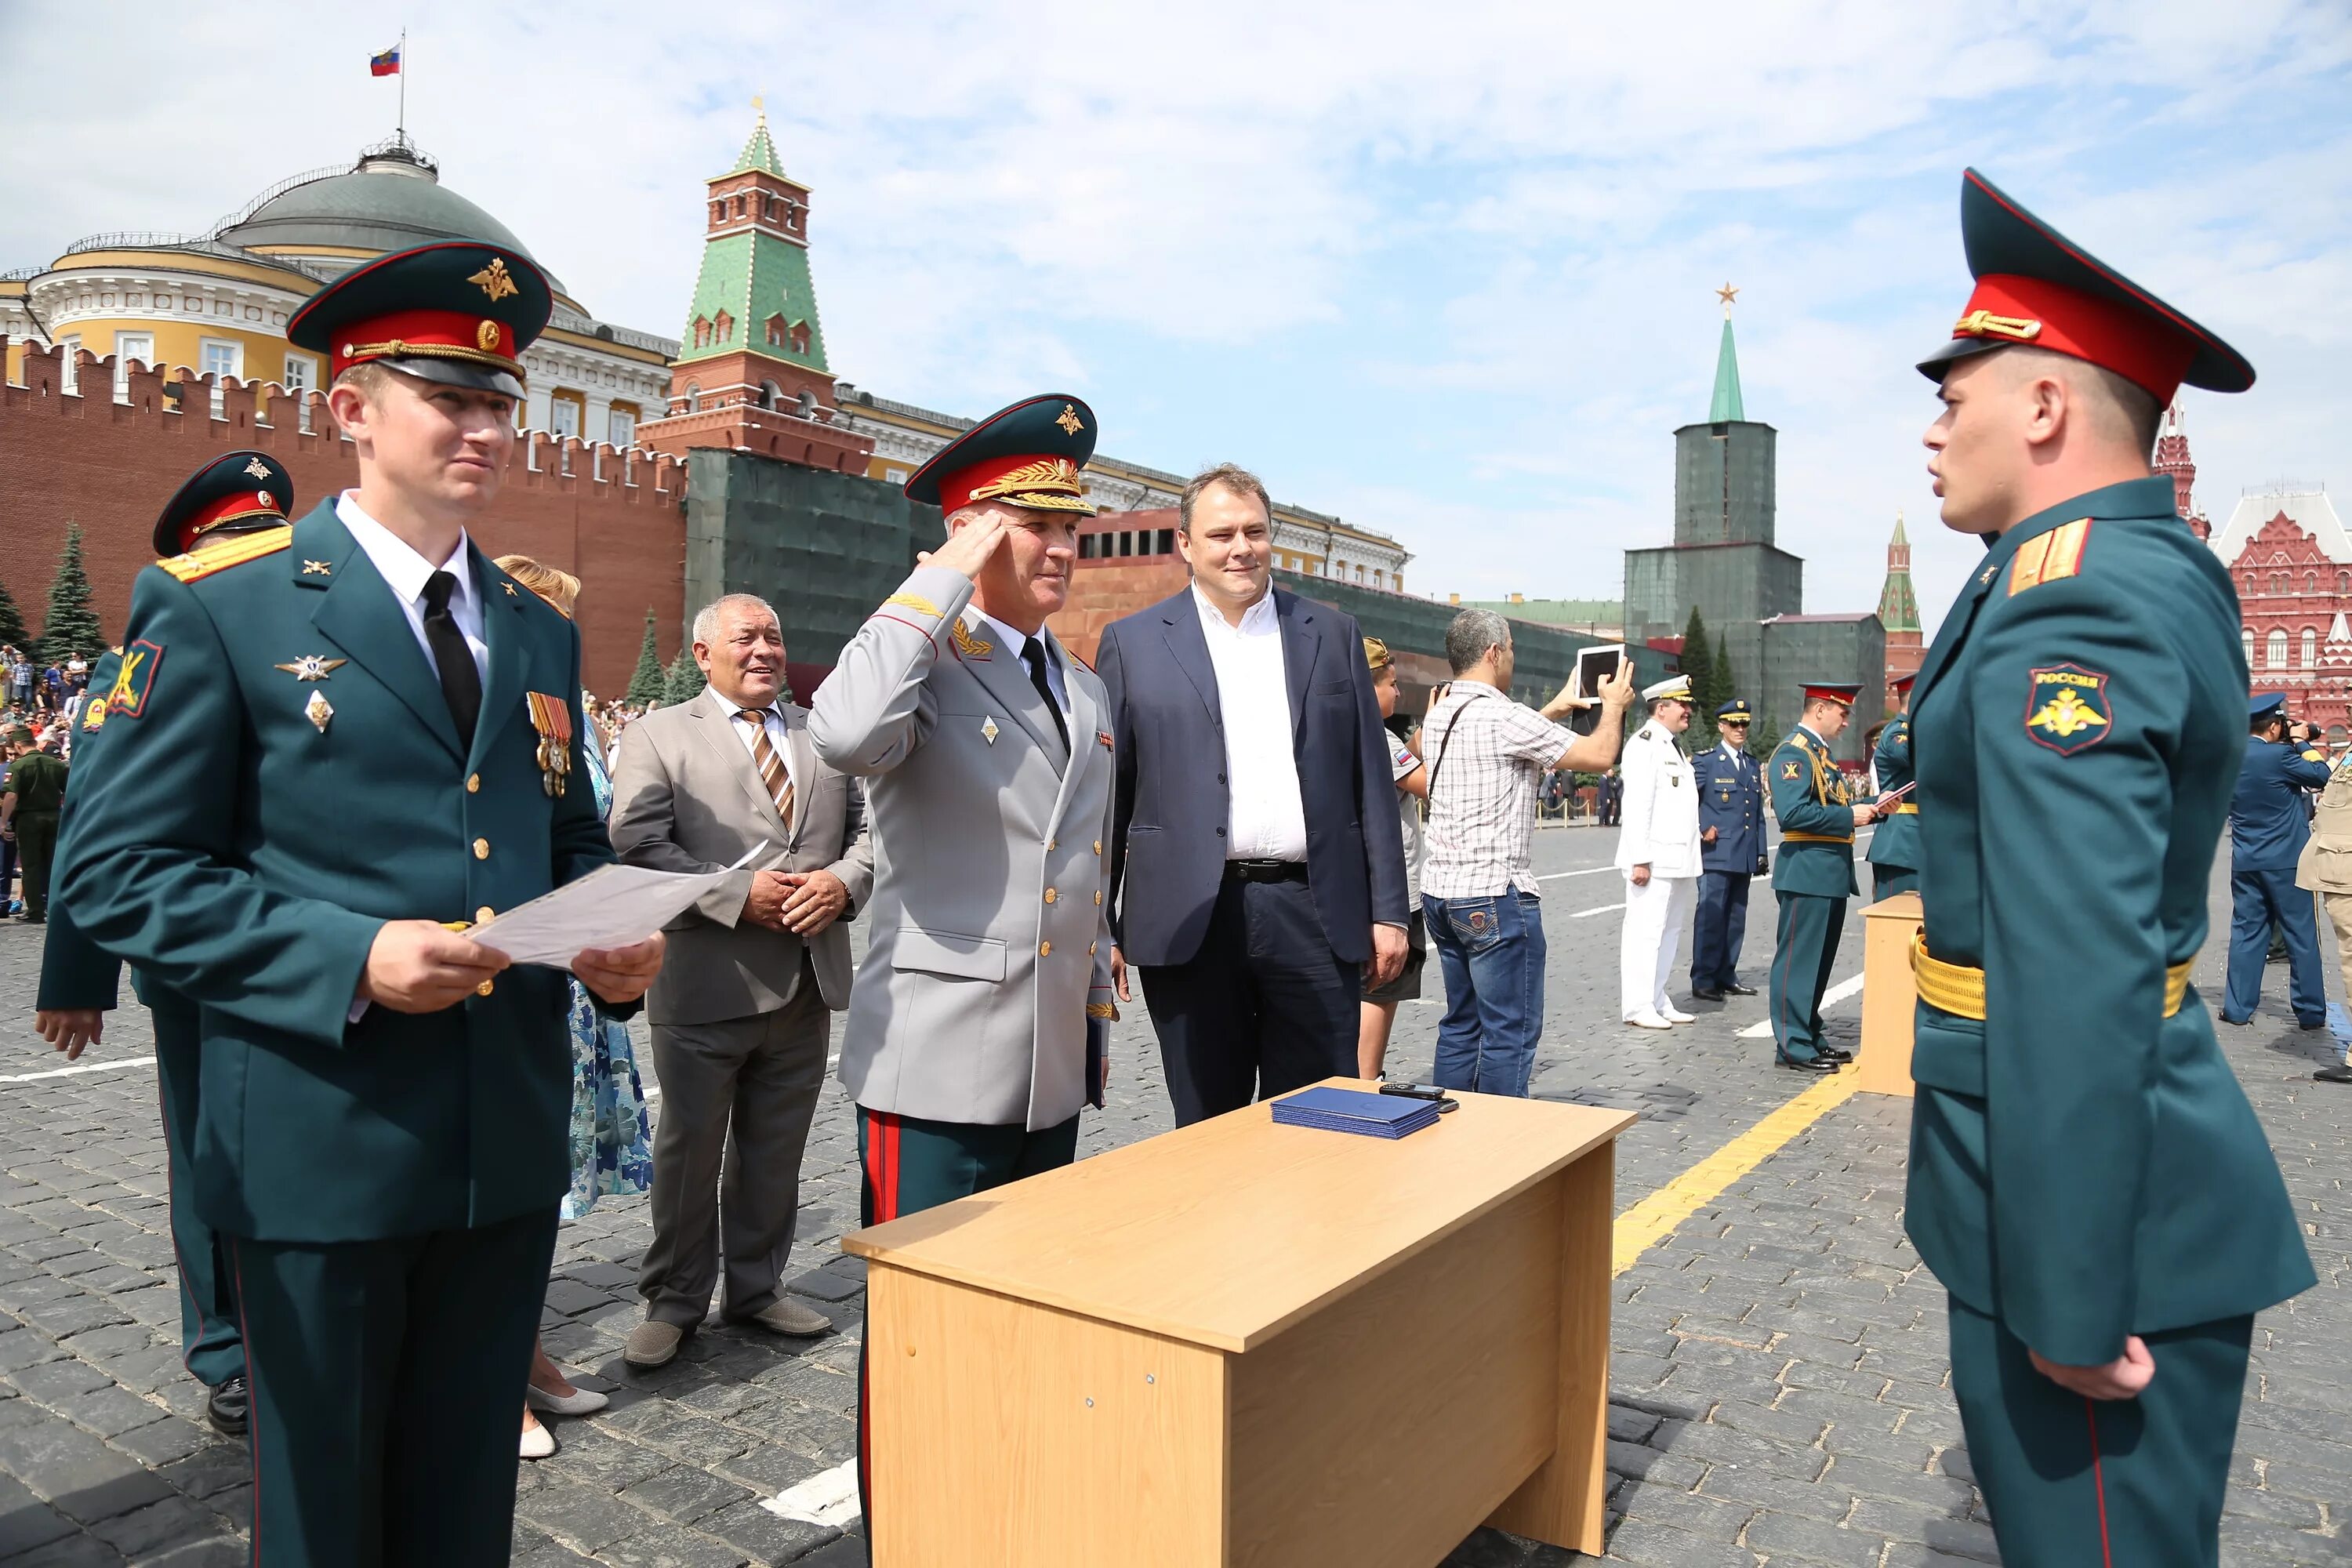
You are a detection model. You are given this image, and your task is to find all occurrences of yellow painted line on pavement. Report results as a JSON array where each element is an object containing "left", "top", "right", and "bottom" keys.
[{"left": 1610, "top": 1072, "right": 1860, "bottom": 1276}]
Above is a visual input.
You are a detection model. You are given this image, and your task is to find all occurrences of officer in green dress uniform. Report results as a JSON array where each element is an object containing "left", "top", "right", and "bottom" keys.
[
  {"left": 33, "top": 451, "right": 298, "bottom": 1439},
  {"left": 1904, "top": 169, "right": 2313, "bottom": 1566},
  {"left": 1864, "top": 672, "right": 1920, "bottom": 898},
  {"left": 53, "top": 241, "right": 664, "bottom": 1567},
  {"left": 1766, "top": 682, "right": 1877, "bottom": 1070}
]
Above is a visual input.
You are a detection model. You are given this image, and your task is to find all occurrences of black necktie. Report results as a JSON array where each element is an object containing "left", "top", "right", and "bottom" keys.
[
  {"left": 421, "top": 569, "right": 482, "bottom": 746},
  {"left": 1020, "top": 636, "right": 1070, "bottom": 753}
]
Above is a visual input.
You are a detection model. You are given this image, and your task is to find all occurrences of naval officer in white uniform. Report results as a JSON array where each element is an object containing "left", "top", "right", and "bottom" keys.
[{"left": 1616, "top": 674, "right": 1704, "bottom": 1028}]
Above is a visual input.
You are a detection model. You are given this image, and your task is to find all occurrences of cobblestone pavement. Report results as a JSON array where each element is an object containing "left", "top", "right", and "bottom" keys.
[{"left": 0, "top": 822, "right": 2345, "bottom": 1565}]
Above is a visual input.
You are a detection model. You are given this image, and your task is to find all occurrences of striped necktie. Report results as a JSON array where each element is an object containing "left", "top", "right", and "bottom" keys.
[{"left": 735, "top": 708, "right": 795, "bottom": 832}]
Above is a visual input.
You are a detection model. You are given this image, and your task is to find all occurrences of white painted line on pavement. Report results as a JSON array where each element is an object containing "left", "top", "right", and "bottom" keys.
[
  {"left": 0, "top": 1056, "right": 155, "bottom": 1085},
  {"left": 1536, "top": 866, "right": 1619, "bottom": 881},
  {"left": 763, "top": 1457, "right": 862, "bottom": 1526},
  {"left": 1571, "top": 901, "right": 1625, "bottom": 918},
  {"left": 1738, "top": 971, "right": 1866, "bottom": 1037}
]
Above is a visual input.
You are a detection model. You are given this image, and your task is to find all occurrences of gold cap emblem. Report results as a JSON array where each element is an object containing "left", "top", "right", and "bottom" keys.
[
  {"left": 1055, "top": 404, "right": 1083, "bottom": 435},
  {"left": 469, "top": 257, "right": 520, "bottom": 303},
  {"left": 477, "top": 319, "right": 502, "bottom": 352}
]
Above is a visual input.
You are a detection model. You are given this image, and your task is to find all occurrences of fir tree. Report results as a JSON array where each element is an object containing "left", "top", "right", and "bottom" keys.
[
  {"left": 1713, "top": 633, "right": 1735, "bottom": 713},
  {"left": 1679, "top": 606, "right": 1715, "bottom": 745},
  {"left": 1753, "top": 710, "right": 1782, "bottom": 761},
  {"left": 626, "top": 611, "right": 666, "bottom": 705},
  {"left": 663, "top": 648, "right": 706, "bottom": 705},
  {"left": 0, "top": 575, "right": 29, "bottom": 657},
  {"left": 38, "top": 525, "right": 103, "bottom": 665}
]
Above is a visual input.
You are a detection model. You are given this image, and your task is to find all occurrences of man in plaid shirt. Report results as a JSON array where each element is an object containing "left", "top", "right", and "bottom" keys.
[{"left": 1420, "top": 610, "right": 1633, "bottom": 1094}]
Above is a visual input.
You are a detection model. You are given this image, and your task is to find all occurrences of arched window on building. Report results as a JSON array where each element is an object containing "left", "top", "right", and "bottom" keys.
[
  {"left": 683, "top": 382, "right": 700, "bottom": 414},
  {"left": 713, "top": 310, "right": 734, "bottom": 343},
  {"left": 2305, "top": 628, "right": 2320, "bottom": 668},
  {"left": 2243, "top": 628, "right": 2256, "bottom": 666},
  {"left": 2307, "top": 572, "right": 2318, "bottom": 595},
  {"left": 691, "top": 317, "right": 711, "bottom": 350},
  {"left": 2339, "top": 572, "right": 2350, "bottom": 595},
  {"left": 2244, "top": 575, "right": 2257, "bottom": 596},
  {"left": 2267, "top": 630, "right": 2289, "bottom": 668},
  {"left": 758, "top": 380, "right": 782, "bottom": 411},
  {"left": 797, "top": 388, "right": 818, "bottom": 419},
  {"left": 2273, "top": 572, "right": 2289, "bottom": 596},
  {"left": 765, "top": 314, "right": 785, "bottom": 347}
]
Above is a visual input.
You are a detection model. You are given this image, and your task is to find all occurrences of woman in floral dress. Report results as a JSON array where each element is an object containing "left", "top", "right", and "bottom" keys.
[{"left": 498, "top": 557, "right": 655, "bottom": 1458}]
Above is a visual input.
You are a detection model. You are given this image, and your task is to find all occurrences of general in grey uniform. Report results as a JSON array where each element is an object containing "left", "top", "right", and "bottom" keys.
[{"left": 807, "top": 394, "right": 1118, "bottom": 1534}]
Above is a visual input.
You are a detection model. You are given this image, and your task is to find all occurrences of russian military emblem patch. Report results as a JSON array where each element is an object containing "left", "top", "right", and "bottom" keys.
[
  {"left": 106, "top": 641, "right": 165, "bottom": 720},
  {"left": 2024, "top": 663, "right": 2111, "bottom": 755}
]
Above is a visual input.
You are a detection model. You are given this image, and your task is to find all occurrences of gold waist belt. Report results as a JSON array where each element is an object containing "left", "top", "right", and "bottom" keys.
[
  {"left": 1781, "top": 830, "right": 1853, "bottom": 844},
  {"left": 1912, "top": 933, "right": 2193, "bottom": 1020},
  {"left": 1891, "top": 804, "right": 1919, "bottom": 815}
]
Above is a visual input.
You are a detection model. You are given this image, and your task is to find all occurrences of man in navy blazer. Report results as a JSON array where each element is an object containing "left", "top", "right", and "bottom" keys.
[{"left": 1099, "top": 465, "right": 1410, "bottom": 1124}]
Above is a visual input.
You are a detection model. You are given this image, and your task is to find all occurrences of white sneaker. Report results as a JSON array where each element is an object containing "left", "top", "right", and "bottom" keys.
[
  {"left": 1624, "top": 1010, "right": 1674, "bottom": 1029},
  {"left": 1661, "top": 1006, "right": 1697, "bottom": 1024}
]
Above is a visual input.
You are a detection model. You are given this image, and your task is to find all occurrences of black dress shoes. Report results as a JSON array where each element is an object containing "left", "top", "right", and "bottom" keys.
[
  {"left": 2218, "top": 1014, "right": 2250, "bottom": 1027},
  {"left": 2315, "top": 1064, "right": 2352, "bottom": 1083},
  {"left": 1692, "top": 989, "right": 1725, "bottom": 1002},
  {"left": 1724, "top": 983, "right": 1759, "bottom": 996},
  {"left": 206, "top": 1375, "right": 249, "bottom": 1439},
  {"left": 1816, "top": 1044, "right": 1854, "bottom": 1064},
  {"left": 1777, "top": 1054, "right": 1838, "bottom": 1073},
  {"left": 2298, "top": 1018, "right": 2328, "bottom": 1032}
]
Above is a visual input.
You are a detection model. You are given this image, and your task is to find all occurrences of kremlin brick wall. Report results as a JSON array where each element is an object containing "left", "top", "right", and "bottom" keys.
[{"left": 2, "top": 342, "right": 688, "bottom": 699}]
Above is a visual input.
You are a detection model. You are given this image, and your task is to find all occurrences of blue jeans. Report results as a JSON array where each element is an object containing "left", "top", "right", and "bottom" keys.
[{"left": 1424, "top": 889, "right": 1547, "bottom": 1097}]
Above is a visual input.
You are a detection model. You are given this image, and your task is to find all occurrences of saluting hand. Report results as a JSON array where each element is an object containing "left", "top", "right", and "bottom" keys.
[
  {"left": 573, "top": 933, "right": 666, "bottom": 1006},
  {"left": 918, "top": 515, "right": 1009, "bottom": 583},
  {"left": 360, "top": 922, "right": 511, "bottom": 1014}
]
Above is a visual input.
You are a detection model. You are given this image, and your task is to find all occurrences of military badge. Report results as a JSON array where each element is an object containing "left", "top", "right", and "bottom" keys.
[
  {"left": 81, "top": 701, "right": 107, "bottom": 734},
  {"left": 949, "top": 619, "right": 994, "bottom": 659},
  {"left": 469, "top": 256, "right": 521, "bottom": 302},
  {"left": 106, "top": 641, "right": 164, "bottom": 719},
  {"left": 885, "top": 593, "right": 942, "bottom": 617},
  {"left": 243, "top": 457, "right": 271, "bottom": 481},
  {"left": 982, "top": 715, "right": 1000, "bottom": 746},
  {"left": 1781, "top": 760, "right": 1801, "bottom": 780},
  {"left": 272, "top": 655, "right": 347, "bottom": 682},
  {"left": 2024, "top": 663, "right": 2112, "bottom": 755},
  {"left": 525, "top": 691, "right": 574, "bottom": 797},
  {"left": 305, "top": 691, "right": 333, "bottom": 733}
]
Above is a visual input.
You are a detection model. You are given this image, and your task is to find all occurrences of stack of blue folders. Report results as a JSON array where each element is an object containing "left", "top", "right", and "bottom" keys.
[{"left": 1271, "top": 1086, "right": 1443, "bottom": 1139}]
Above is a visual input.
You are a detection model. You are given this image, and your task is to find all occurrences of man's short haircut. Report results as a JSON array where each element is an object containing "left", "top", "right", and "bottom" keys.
[
  {"left": 1179, "top": 463, "right": 1272, "bottom": 535},
  {"left": 2252, "top": 710, "right": 2286, "bottom": 737},
  {"left": 693, "top": 593, "right": 781, "bottom": 647},
  {"left": 1445, "top": 608, "right": 1511, "bottom": 676},
  {"left": 2003, "top": 345, "right": 2163, "bottom": 457},
  {"left": 334, "top": 361, "right": 392, "bottom": 400}
]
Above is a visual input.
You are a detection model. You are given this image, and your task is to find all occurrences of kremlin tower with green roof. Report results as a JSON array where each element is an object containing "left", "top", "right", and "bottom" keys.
[
  {"left": 1878, "top": 511, "right": 1923, "bottom": 697},
  {"left": 638, "top": 103, "right": 874, "bottom": 474}
]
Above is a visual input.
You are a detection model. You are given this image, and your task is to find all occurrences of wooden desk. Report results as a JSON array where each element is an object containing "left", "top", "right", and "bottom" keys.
[
  {"left": 843, "top": 1080, "right": 1634, "bottom": 1566},
  {"left": 1858, "top": 891, "right": 1923, "bottom": 1097}
]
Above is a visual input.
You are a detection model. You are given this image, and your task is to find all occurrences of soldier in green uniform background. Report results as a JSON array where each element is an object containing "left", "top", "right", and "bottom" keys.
[
  {"left": 1, "top": 726, "right": 67, "bottom": 923},
  {"left": 32, "top": 449, "right": 299, "bottom": 1439},
  {"left": 53, "top": 242, "right": 665, "bottom": 1567},
  {"left": 1766, "top": 682, "right": 1878, "bottom": 1071},
  {"left": 1865, "top": 672, "right": 1919, "bottom": 898},
  {"left": 1904, "top": 169, "right": 2312, "bottom": 1566}
]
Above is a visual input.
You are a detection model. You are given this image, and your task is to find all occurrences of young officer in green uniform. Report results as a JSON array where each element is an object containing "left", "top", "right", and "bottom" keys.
[
  {"left": 1766, "top": 683, "right": 1877, "bottom": 1070},
  {"left": 1864, "top": 672, "right": 1919, "bottom": 898},
  {"left": 53, "top": 241, "right": 664, "bottom": 1568},
  {"left": 1904, "top": 169, "right": 2313, "bottom": 1566},
  {"left": 34, "top": 450, "right": 299, "bottom": 1439}
]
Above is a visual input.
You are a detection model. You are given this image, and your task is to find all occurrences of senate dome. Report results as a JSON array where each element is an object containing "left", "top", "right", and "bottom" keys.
[{"left": 216, "top": 138, "right": 565, "bottom": 296}]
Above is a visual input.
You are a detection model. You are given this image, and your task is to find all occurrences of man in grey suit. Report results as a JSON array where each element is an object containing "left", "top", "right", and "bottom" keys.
[
  {"left": 808, "top": 394, "right": 1118, "bottom": 1532},
  {"left": 609, "top": 593, "right": 873, "bottom": 1369}
]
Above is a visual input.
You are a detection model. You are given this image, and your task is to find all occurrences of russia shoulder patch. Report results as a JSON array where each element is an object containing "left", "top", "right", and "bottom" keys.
[
  {"left": 106, "top": 640, "right": 165, "bottom": 720},
  {"left": 2024, "top": 663, "right": 2111, "bottom": 755}
]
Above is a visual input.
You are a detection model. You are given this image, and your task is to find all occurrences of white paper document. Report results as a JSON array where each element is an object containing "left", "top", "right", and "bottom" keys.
[{"left": 469, "top": 845, "right": 767, "bottom": 967}]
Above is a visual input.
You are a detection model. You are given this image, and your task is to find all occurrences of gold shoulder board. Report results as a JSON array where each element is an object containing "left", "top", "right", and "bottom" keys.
[{"left": 157, "top": 525, "right": 294, "bottom": 584}]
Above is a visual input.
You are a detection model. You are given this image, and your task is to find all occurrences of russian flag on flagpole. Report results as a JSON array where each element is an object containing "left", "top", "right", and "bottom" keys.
[{"left": 369, "top": 43, "right": 401, "bottom": 76}]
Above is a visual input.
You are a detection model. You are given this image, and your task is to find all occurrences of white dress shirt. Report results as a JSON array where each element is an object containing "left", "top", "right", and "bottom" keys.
[
  {"left": 335, "top": 492, "right": 488, "bottom": 684},
  {"left": 972, "top": 609, "right": 1069, "bottom": 714},
  {"left": 1194, "top": 586, "right": 1308, "bottom": 862},
  {"left": 705, "top": 680, "right": 803, "bottom": 808}
]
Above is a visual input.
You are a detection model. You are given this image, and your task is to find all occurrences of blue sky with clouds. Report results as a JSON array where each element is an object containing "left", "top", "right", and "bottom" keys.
[{"left": 7, "top": 1, "right": 2347, "bottom": 633}]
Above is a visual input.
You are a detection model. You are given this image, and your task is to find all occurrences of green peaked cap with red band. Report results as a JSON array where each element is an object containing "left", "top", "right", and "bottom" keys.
[
  {"left": 288, "top": 239, "right": 553, "bottom": 400},
  {"left": 1918, "top": 169, "right": 2254, "bottom": 405}
]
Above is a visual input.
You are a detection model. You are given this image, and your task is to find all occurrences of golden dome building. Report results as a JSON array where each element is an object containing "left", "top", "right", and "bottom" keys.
[{"left": 2, "top": 134, "right": 674, "bottom": 441}]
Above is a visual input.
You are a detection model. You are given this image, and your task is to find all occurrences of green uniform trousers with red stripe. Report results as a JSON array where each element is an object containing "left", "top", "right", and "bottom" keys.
[
  {"left": 855, "top": 1107, "right": 1079, "bottom": 1552},
  {"left": 1947, "top": 1296, "right": 2252, "bottom": 1568},
  {"left": 1769, "top": 892, "right": 1846, "bottom": 1062}
]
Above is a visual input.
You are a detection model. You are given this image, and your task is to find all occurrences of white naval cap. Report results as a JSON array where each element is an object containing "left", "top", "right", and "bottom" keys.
[{"left": 1643, "top": 675, "right": 1693, "bottom": 702}]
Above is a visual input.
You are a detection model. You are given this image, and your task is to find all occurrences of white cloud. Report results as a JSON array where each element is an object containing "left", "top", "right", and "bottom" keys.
[{"left": 3, "top": 0, "right": 2347, "bottom": 632}]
